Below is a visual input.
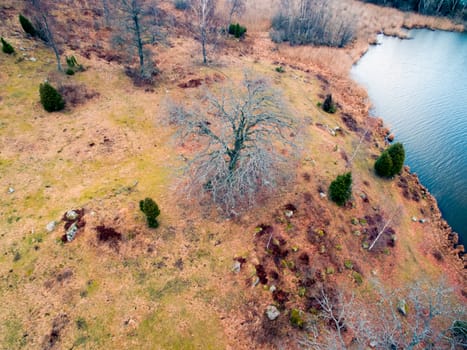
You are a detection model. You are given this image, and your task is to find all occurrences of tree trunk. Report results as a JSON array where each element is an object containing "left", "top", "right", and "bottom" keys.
[
  {"left": 201, "top": 27, "right": 207, "bottom": 64},
  {"left": 133, "top": 13, "right": 144, "bottom": 74},
  {"left": 42, "top": 14, "right": 62, "bottom": 71}
]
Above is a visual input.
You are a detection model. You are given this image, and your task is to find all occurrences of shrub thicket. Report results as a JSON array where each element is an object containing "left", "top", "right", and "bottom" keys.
[
  {"left": 39, "top": 82, "right": 65, "bottom": 112},
  {"left": 270, "top": 1, "right": 354, "bottom": 47},
  {"left": 65, "top": 55, "right": 84, "bottom": 75},
  {"left": 329, "top": 172, "right": 352, "bottom": 206},
  {"left": 374, "top": 142, "right": 405, "bottom": 177},
  {"left": 228, "top": 23, "right": 247, "bottom": 38},
  {"left": 359, "top": 0, "right": 464, "bottom": 17},
  {"left": 139, "top": 198, "right": 160, "bottom": 228},
  {"left": 322, "top": 94, "right": 336, "bottom": 113},
  {"left": 1, "top": 38, "right": 14, "bottom": 54},
  {"left": 19, "top": 14, "right": 37, "bottom": 36}
]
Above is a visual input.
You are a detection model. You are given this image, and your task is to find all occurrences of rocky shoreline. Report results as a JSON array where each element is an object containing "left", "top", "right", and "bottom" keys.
[{"left": 373, "top": 120, "right": 466, "bottom": 270}]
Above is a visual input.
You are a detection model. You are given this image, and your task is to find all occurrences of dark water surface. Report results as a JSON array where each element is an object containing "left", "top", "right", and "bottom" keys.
[{"left": 351, "top": 29, "right": 467, "bottom": 245}]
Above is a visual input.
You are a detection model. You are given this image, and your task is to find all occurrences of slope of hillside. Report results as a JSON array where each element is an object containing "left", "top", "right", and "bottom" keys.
[{"left": 0, "top": 1, "right": 465, "bottom": 349}]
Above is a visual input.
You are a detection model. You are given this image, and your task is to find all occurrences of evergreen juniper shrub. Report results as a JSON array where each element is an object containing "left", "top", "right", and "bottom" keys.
[
  {"left": 139, "top": 198, "right": 161, "bottom": 228},
  {"left": 39, "top": 82, "right": 65, "bottom": 112},
  {"left": 322, "top": 94, "right": 336, "bottom": 113},
  {"left": 374, "top": 142, "right": 405, "bottom": 178},
  {"left": 329, "top": 172, "right": 352, "bottom": 206},
  {"left": 19, "top": 14, "right": 37, "bottom": 36},
  {"left": 374, "top": 151, "right": 393, "bottom": 177},
  {"left": 1, "top": 38, "right": 14, "bottom": 54},
  {"left": 387, "top": 142, "right": 405, "bottom": 176}
]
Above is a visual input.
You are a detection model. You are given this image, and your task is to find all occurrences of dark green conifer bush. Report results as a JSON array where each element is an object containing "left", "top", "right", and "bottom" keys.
[
  {"left": 374, "top": 151, "right": 393, "bottom": 177},
  {"left": 1, "top": 38, "right": 14, "bottom": 54},
  {"left": 39, "top": 82, "right": 65, "bottom": 112},
  {"left": 228, "top": 23, "right": 247, "bottom": 38},
  {"left": 329, "top": 172, "right": 352, "bottom": 206},
  {"left": 322, "top": 94, "right": 336, "bottom": 113},
  {"left": 139, "top": 198, "right": 160, "bottom": 228},
  {"left": 374, "top": 142, "right": 405, "bottom": 177},
  {"left": 387, "top": 142, "right": 405, "bottom": 176},
  {"left": 19, "top": 14, "right": 37, "bottom": 36}
]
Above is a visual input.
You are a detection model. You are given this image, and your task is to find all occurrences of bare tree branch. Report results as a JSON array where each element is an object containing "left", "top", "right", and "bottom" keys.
[
  {"left": 112, "top": 0, "right": 165, "bottom": 78},
  {"left": 168, "top": 73, "right": 295, "bottom": 214}
]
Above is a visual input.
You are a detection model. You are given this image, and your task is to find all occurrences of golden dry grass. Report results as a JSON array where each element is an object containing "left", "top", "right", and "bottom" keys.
[{"left": 0, "top": 1, "right": 465, "bottom": 349}]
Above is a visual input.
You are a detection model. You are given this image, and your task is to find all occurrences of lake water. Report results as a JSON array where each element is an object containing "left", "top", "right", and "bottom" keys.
[{"left": 351, "top": 29, "right": 467, "bottom": 246}]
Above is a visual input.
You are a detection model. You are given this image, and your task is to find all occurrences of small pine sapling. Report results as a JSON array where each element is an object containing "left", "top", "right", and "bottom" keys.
[
  {"left": 1, "top": 38, "right": 14, "bottom": 54},
  {"left": 19, "top": 14, "right": 37, "bottom": 36},
  {"left": 139, "top": 198, "right": 161, "bottom": 228},
  {"left": 65, "top": 55, "right": 84, "bottom": 74},
  {"left": 322, "top": 94, "right": 336, "bottom": 113},
  {"left": 329, "top": 172, "right": 352, "bottom": 206},
  {"left": 228, "top": 23, "right": 247, "bottom": 38}
]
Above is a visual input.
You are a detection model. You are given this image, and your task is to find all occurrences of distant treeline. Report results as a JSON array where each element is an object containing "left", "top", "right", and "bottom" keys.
[{"left": 359, "top": 0, "right": 467, "bottom": 19}]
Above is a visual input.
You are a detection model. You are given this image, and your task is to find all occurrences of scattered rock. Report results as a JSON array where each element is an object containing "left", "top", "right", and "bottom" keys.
[
  {"left": 397, "top": 299, "right": 408, "bottom": 316},
  {"left": 269, "top": 285, "right": 277, "bottom": 292},
  {"left": 8, "top": 187, "right": 14, "bottom": 193},
  {"left": 387, "top": 133, "right": 395, "bottom": 142},
  {"left": 266, "top": 305, "right": 280, "bottom": 321},
  {"left": 46, "top": 221, "right": 56, "bottom": 233},
  {"left": 30, "top": 57, "right": 37, "bottom": 62},
  {"left": 252, "top": 277, "right": 260, "bottom": 287},
  {"left": 319, "top": 192, "right": 326, "bottom": 199},
  {"left": 232, "top": 261, "right": 241, "bottom": 273},
  {"left": 412, "top": 216, "right": 418, "bottom": 222},
  {"left": 284, "top": 210, "right": 293, "bottom": 218},
  {"left": 419, "top": 218, "right": 426, "bottom": 224},
  {"left": 66, "top": 210, "right": 79, "bottom": 221},
  {"left": 66, "top": 223, "right": 78, "bottom": 242},
  {"left": 369, "top": 340, "right": 378, "bottom": 348}
]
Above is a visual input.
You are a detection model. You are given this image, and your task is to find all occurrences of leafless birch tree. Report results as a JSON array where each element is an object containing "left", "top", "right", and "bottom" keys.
[
  {"left": 225, "top": 0, "right": 245, "bottom": 28},
  {"left": 190, "top": 0, "right": 217, "bottom": 64},
  {"left": 169, "top": 74, "right": 294, "bottom": 214}
]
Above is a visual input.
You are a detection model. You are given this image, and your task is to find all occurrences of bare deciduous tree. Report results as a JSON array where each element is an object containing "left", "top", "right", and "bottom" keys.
[
  {"left": 29, "top": 0, "right": 63, "bottom": 71},
  {"left": 169, "top": 74, "right": 294, "bottom": 214},
  {"left": 113, "top": 0, "right": 164, "bottom": 78},
  {"left": 301, "top": 280, "right": 465, "bottom": 350},
  {"left": 270, "top": 0, "right": 355, "bottom": 47},
  {"left": 190, "top": 0, "right": 217, "bottom": 64},
  {"left": 226, "top": 0, "right": 246, "bottom": 27}
]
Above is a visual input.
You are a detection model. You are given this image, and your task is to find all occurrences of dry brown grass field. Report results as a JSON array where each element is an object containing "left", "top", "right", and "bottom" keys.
[{"left": 0, "top": 0, "right": 465, "bottom": 349}]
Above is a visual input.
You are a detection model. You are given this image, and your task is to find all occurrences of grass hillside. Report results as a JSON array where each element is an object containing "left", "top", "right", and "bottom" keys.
[{"left": 0, "top": 0, "right": 465, "bottom": 349}]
